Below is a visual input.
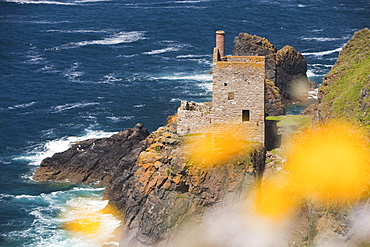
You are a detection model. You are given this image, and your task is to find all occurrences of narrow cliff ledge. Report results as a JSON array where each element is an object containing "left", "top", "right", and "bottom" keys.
[{"left": 33, "top": 116, "right": 266, "bottom": 246}]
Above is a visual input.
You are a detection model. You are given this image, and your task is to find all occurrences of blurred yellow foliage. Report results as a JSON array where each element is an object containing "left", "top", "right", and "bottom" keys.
[
  {"left": 253, "top": 176, "right": 298, "bottom": 222},
  {"left": 286, "top": 121, "right": 370, "bottom": 203},
  {"left": 63, "top": 214, "right": 101, "bottom": 235},
  {"left": 254, "top": 121, "right": 370, "bottom": 220},
  {"left": 186, "top": 126, "right": 252, "bottom": 167},
  {"left": 61, "top": 198, "right": 122, "bottom": 243}
]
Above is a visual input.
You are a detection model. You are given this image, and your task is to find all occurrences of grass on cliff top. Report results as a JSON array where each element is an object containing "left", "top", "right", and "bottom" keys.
[
  {"left": 266, "top": 115, "right": 312, "bottom": 128},
  {"left": 319, "top": 28, "right": 370, "bottom": 128}
]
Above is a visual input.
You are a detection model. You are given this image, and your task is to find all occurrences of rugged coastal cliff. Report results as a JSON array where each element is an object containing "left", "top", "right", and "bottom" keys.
[
  {"left": 303, "top": 28, "right": 370, "bottom": 132},
  {"left": 33, "top": 117, "right": 266, "bottom": 246},
  {"left": 31, "top": 30, "right": 370, "bottom": 246}
]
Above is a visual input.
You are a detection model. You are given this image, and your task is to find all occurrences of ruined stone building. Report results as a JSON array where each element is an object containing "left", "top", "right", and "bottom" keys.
[{"left": 177, "top": 31, "right": 266, "bottom": 145}]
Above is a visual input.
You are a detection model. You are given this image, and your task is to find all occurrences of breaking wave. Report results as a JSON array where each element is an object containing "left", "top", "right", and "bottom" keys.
[
  {"left": 302, "top": 47, "right": 343, "bottom": 57},
  {"left": 51, "top": 102, "right": 99, "bottom": 113},
  {"left": 14, "top": 128, "right": 117, "bottom": 167},
  {"left": 8, "top": 101, "right": 36, "bottom": 110},
  {"left": 60, "top": 31, "right": 146, "bottom": 49}
]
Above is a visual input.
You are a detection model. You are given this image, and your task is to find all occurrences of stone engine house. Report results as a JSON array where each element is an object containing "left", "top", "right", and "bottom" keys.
[{"left": 177, "top": 31, "right": 266, "bottom": 145}]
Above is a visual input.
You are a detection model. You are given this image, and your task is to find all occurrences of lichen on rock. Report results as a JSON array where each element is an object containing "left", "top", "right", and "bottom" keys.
[{"left": 33, "top": 116, "right": 266, "bottom": 246}]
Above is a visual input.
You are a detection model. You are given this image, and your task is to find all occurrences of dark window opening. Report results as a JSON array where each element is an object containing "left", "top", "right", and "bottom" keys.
[
  {"left": 224, "top": 83, "right": 227, "bottom": 86},
  {"left": 228, "top": 92, "right": 235, "bottom": 100},
  {"left": 242, "top": 110, "right": 250, "bottom": 122}
]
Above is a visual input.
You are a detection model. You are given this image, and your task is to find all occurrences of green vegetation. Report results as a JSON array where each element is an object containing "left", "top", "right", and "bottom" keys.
[
  {"left": 266, "top": 115, "right": 312, "bottom": 128},
  {"left": 318, "top": 28, "right": 370, "bottom": 128},
  {"left": 176, "top": 193, "right": 187, "bottom": 199},
  {"left": 180, "top": 133, "right": 203, "bottom": 137},
  {"left": 166, "top": 167, "right": 174, "bottom": 176}
]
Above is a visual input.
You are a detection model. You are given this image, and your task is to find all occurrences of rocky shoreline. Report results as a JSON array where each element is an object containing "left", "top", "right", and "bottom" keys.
[{"left": 33, "top": 116, "right": 266, "bottom": 246}]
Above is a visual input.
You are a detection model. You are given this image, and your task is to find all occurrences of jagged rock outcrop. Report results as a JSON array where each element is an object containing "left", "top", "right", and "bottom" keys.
[
  {"left": 265, "top": 79, "right": 285, "bottom": 116},
  {"left": 33, "top": 117, "right": 266, "bottom": 246},
  {"left": 233, "top": 33, "right": 313, "bottom": 106},
  {"left": 33, "top": 123, "right": 150, "bottom": 185},
  {"left": 104, "top": 116, "right": 266, "bottom": 246},
  {"left": 305, "top": 28, "right": 370, "bottom": 130}
]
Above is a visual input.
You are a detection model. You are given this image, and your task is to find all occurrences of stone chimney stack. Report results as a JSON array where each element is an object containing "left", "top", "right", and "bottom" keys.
[{"left": 216, "top": 30, "right": 225, "bottom": 58}]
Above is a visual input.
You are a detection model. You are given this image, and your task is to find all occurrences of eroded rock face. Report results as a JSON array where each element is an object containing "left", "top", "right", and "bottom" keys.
[
  {"left": 32, "top": 123, "right": 150, "bottom": 185},
  {"left": 233, "top": 33, "right": 312, "bottom": 104},
  {"left": 265, "top": 79, "right": 285, "bottom": 116},
  {"left": 104, "top": 117, "right": 266, "bottom": 246},
  {"left": 33, "top": 117, "right": 266, "bottom": 246}
]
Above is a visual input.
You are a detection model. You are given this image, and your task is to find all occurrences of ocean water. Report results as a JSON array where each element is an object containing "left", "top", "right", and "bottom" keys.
[{"left": 0, "top": 0, "right": 369, "bottom": 246}]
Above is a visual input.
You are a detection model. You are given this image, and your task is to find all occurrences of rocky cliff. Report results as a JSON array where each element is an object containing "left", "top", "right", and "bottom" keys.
[
  {"left": 233, "top": 33, "right": 314, "bottom": 114},
  {"left": 303, "top": 28, "right": 370, "bottom": 132},
  {"left": 33, "top": 123, "right": 150, "bottom": 185},
  {"left": 33, "top": 117, "right": 266, "bottom": 246}
]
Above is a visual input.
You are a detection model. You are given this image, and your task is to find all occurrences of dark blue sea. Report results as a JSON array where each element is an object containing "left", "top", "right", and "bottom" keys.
[{"left": 0, "top": 0, "right": 369, "bottom": 245}]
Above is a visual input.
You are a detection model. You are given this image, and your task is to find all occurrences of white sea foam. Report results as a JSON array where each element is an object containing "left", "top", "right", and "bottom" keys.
[
  {"left": 308, "top": 88, "right": 318, "bottom": 100},
  {"left": 14, "top": 128, "right": 117, "bottom": 167},
  {"left": 119, "top": 54, "right": 138, "bottom": 58},
  {"left": 63, "top": 31, "right": 146, "bottom": 48},
  {"left": 58, "top": 197, "right": 121, "bottom": 246},
  {"left": 15, "top": 194, "right": 40, "bottom": 200},
  {"left": 62, "top": 62, "right": 84, "bottom": 81},
  {"left": 143, "top": 41, "right": 190, "bottom": 55},
  {"left": 302, "top": 47, "right": 343, "bottom": 57},
  {"left": 310, "top": 63, "right": 334, "bottom": 68},
  {"left": 170, "top": 98, "right": 184, "bottom": 102},
  {"left": 38, "top": 64, "right": 60, "bottom": 73},
  {"left": 101, "top": 74, "right": 122, "bottom": 83},
  {"left": 52, "top": 102, "right": 99, "bottom": 113},
  {"left": 176, "top": 54, "right": 209, "bottom": 58},
  {"left": 46, "top": 29, "right": 110, "bottom": 33},
  {"left": 69, "top": 187, "right": 105, "bottom": 192},
  {"left": 176, "top": 54, "right": 212, "bottom": 65},
  {"left": 301, "top": 37, "right": 342, "bottom": 42},
  {"left": 4, "top": 185, "right": 119, "bottom": 247},
  {"left": 155, "top": 73, "right": 212, "bottom": 81},
  {"left": 153, "top": 72, "right": 212, "bottom": 95},
  {"left": 306, "top": 70, "right": 317, "bottom": 78},
  {"left": 198, "top": 81, "right": 212, "bottom": 92},
  {"left": 8, "top": 101, "right": 36, "bottom": 110},
  {"left": 106, "top": 116, "right": 134, "bottom": 122},
  {"left": 0, "top": 193, "right": 14, "bottom": 199},
  {"left": 307, "top": 64, "right": 333, "bottom": 78},
  {"left": 25, "top": 53, "right": 45, "bottom": 64},
  {"left": 0, "top": 159, "right": 11, "bottom": 164},
  {"left": 133, "top": 104, "right": 145, "bottom": 108},
  {"left": 143, "top": 47, "right": 181, "bottom": 55}
]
